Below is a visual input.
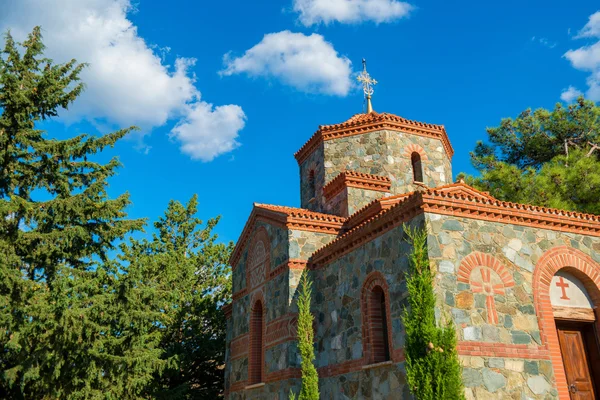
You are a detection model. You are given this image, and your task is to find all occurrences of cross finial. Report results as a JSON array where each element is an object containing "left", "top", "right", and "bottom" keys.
[{"left": 357, "top": 58, "right": 377, "bottom": 113}]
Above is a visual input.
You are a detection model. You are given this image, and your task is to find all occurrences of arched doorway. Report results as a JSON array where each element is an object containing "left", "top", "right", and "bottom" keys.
[
  {"left": 551, "top": 270, "right": 600, "bottom": 398},
  {"left": 533, "top": 247, "right": 600, "bottom": 399}
]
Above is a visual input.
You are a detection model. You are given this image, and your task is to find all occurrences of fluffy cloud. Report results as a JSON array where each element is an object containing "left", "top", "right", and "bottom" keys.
[
  {"left": 560, "top": 86, "right": 584, "bottom": 103},
  {"left": 171, "top": 102, "right": 246, "bottom": 162},
  {"left": 293, "top": 0, "right": 414, "bottom": 26},
  {"left": 221, "top": 31, "right": 353, "bottom": 96},
  {"left": 563, "top": 11, "right": 600, "bottom": 101},
  {"left": 575, "top": 11, "right": 600, "bottom": 39},
  {"left": 0, "top": 0, "right": 245, "bottom": 161}
]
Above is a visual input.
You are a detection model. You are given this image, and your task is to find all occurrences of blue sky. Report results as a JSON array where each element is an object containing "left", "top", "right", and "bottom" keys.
[{"left": 1, "top": 0, "right": 599, "bottom": 245}]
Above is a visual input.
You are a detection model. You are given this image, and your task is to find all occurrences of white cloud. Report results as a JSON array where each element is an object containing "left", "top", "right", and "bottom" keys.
[
  {"left": 530, "top": 36, "right": 557, "bottom": 49},
  {"left": 575, "top": 11, "right": 600, "bottom": 39},
  {"left": 293, "top": 0, "right": 413, "bottom": 26},
  {"left": 170, "top": 102, "right": 246, "bottom": 162},
  {"left": 560, "top": 86, "right": 583, "bottom": 103},
  {"left": 564, "top": 40, "right": 600, "bottom": 102},
  {"left": 0, "top": 0, "right": 245, "bottom": 161},
  {"left": 221, "top": 31, "right": 353, "bottom": 96}
]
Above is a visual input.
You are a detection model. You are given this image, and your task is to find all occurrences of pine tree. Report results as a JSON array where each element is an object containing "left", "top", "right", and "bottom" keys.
[
  {"left": 463, "top": 97, "right": 600, "bottom": 213},
  {"left": 296, "top": 272, "right": 319, "bottom": 400},
  {"left": 402, "top": 226, "right": 464, "bottom": 400},
  {"left": 0, "top": 27, "right": 144, "bottom": 397},
  {"left": 118, "top": 195, "right": 233, "bottom": 399}
]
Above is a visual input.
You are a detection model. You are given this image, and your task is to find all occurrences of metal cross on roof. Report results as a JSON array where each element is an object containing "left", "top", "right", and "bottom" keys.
[{"left": 357, "top": 59, "right": 377, "bottom": 113}]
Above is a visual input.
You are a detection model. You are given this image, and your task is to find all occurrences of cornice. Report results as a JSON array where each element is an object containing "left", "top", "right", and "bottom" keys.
[
  {"left": 230, "top": 204, "right": 345, "bottom": 268},
  {"left": 310, "top": 183, "right": 600, "bottom": 267},
  {"left": 323, "top": 170, "right": 392, "bottom": 201},
  {"left": 294, "top": 111, "right": 454, "bottom": 164}
]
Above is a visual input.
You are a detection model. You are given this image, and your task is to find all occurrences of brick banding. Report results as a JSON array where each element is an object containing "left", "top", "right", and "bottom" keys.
[
  {"left": 294, "top": 111, "right": 454, "bottom": 164},
  {"left": 322, "top": 170, "right": 392, "bottom": 201},
  {"left": 532, "top": 246, "right": 600, "bottom": 400}
]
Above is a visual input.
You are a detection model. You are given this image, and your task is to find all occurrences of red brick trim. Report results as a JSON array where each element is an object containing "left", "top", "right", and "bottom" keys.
[
  {"left": 457, "top": 252, "right": 515, "bottom": 286},
  {"left": 228, "top": 368, "right": 302, "bottom": 393},
  {"left": 269, "top": 259, "right": 308, "bottom": 280},
  {"left": 403, "top": 143, "right": 429, "bottom": 162},
  {"left": 246, "top": 227, "right": 270, "bottom": 292},
  {"left": 457, "top": 342, "right": 550, "bottom": 359},
  {"left": 230, "top": 205, "right": 344, "bottom": 268},
  {"left": 248, "top": 292, "right": 266, "bottom": 385},
  {"left": 265, "top": 314, "right": 297, "bottom": 348},
  {"left": 361, "top": 272, "right": 396, "bottom": 364},
  {"left": 232, "top": 288, "right": 248, "bottom": 301},
  {"left": 230, "top": 334, "right": 249, "bottom": 360},
  {"left": 295, "top": 111, "right": 454, "bottom": 164},
  {"left": 323, "top": 171, "right": 392, "bottom": 201},
  {"left": 311, "top": 183, "right": 600, "bottom": 267},
  {"left": 533, "top": 246, "right": 600, "bottom": 400},
  {"left": 223, "top": 303, "right": 233, "bottom": 320},
  {"left": 317, "top": 349, "right": 406, "bottom": 378}
]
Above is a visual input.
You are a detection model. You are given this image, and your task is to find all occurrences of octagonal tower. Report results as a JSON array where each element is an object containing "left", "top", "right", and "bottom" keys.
[{"left": 295, "top": 111, "right": 454, "bottom": 217}]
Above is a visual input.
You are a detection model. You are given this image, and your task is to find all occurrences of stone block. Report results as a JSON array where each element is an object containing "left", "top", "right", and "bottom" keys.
[
  {"left": 527, "top": 376, "right": 551, "bottom": 395},
  {"left": 524, "top": 361, "right": 538, "bottom": 375},
  {"left": 482, "top": 368, "right": 506, "bottom": 392},
  {"left": 464, "top": 326, "right": 482, "bottom": 341},
  {"left": 511, "top": 330, "right": 531, "bottom": 344},
  {"left": 488, "top": 358, "right": 504, "bottom": 369},
  {"left": 462, "top": 368, "right": 483, "bottom": 388},
  {"left": 456, "top": 291, "right": 474, "bottom": 309},
  {"left": 504, "top": 359, "right": 524, "bottom": 372}
]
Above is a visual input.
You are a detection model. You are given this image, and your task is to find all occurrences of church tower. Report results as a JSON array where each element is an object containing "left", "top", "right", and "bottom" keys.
[{"left": 296, "top": 61, "right": 453, "bottom": 217}]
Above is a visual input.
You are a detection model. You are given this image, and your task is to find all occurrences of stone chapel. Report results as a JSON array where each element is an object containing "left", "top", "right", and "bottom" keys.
[{"left": 223, "top": 92, "right": 600, "bottom": 399}]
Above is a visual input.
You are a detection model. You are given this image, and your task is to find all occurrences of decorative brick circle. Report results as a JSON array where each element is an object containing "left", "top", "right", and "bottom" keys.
[{"left": 533, "top": 246, "right": 600, "bottom": 400}]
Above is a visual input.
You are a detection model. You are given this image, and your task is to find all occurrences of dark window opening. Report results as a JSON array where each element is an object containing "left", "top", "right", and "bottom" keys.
[
  {"left": 308, "top": 170, "right": 316, "bottom": 200},
  {"left": 369, "top": 286, "right": 390, "bottom": 363},
  {"left": 411, "top": 152, "right": 423, "bottom": 183},
  {"left": 249, "top": 301, "right": 263, "bottom": 384}
]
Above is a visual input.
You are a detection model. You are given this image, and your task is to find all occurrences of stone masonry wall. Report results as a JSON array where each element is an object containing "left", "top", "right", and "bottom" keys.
[
  {"left": 299, "top": 143, "right": 325, "bottom": 211},
  {"left": 323, "top": 130, "right": 452, "bottom": 198},
  {"left": 426, "top": 212, "right": 600, "bottom": 399},
  {"left": 309, "top": 215, "right": 425, "bottom": 399}
]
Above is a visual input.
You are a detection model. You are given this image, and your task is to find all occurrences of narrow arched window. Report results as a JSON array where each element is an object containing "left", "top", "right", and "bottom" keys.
[
  {"left": 308, "top": 170, "right": 316, "bottom": 200},
  {"left": 368, "top": 286, "right": 390, "bottom": 363},
  {"left": 411, "top": 152, "right": 423, "bottom": 183},
  {"left": 249, "top": 301, "right": 264, "bottom": 384}
]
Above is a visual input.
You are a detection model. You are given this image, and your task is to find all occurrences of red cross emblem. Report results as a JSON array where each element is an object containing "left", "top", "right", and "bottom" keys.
[
  {"left": 471, "top": 268, "right": 505, "bottom": 324},
  {"left": 555, "top": 277, "right": 570, "bottom": 300}
]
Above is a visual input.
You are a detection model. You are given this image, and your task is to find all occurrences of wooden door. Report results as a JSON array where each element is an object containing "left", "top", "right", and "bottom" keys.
[{"left": 558, "top": 326, "right": 596, "bottom": 399}]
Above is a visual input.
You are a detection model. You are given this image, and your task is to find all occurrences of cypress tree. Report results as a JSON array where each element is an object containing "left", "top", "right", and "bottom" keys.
[
  {"left": 296, "top": 272, "right": 319, "bottom": 400},
  {"left": 403, "top": 226, "right": 464, "bottom": 400}
]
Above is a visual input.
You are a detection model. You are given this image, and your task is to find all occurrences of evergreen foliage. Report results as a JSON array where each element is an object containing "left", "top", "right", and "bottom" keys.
[
  {"left": 295, "top": 273, "right": 319, "bottom": 400},
  {"left": 403, "top": 226, "right": 464, "bottom": 400},
  {"left": 0, "top": 28, "right": 232, "bottom": 399},
  {"left": 463, "top": 98, "right": 600, "bottom": 213}
]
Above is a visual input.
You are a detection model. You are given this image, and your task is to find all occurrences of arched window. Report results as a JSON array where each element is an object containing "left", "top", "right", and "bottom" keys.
[
  {"left": 249, "top": 300, "right": 264, "bottom": 384},
  {"left": 411, "top": 152, "right": 423, "bottom": 183},
  {"left": 368, "top": 286, "right": 390, "bottom": 363},
  {"left": 308, "top": 170, "right": 316, "bottom": 200}
]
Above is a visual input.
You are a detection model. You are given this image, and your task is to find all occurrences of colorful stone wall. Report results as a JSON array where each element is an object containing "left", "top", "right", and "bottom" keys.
[
  {"left": 322, "top": 129, "right": 451, "bottom": 197},
  {"left": 427, "top": 212, "right": 600, "bottom": 399},
  {"left": 299, "top": 129, "right": 452, "bottom": 215}
]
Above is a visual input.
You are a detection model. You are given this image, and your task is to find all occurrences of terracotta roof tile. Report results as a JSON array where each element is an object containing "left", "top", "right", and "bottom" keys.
[{"left": 294, "top": 111, "right": 454, "bottom": 164}]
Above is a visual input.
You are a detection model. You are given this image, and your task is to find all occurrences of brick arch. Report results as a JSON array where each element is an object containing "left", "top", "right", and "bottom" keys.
[
  {"left": 457, "top": 252, "right": 515, "bottom": 324},
  {"left": 246, "top": 226, "right": 271, "bottom": 290},
  {"left": 533, "top": 246, "right": 600, "bottom": 400},
  {"left": 457, "top": 252, "right": 515, "bottom": 286},
  {"left": 403, "top": 143, "right": 429, "bottom": 161},
  {"left": 249, "top": 291, "right": 266, "bottom": 385},
  {"left": 361, "top": 271, "right": 395, "bottom": 364}
]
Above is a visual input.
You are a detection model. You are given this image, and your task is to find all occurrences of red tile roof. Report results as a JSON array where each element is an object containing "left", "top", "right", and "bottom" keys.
[{"left": 294, "top": 111, "right": 454, "bottom": 164}]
